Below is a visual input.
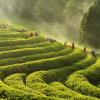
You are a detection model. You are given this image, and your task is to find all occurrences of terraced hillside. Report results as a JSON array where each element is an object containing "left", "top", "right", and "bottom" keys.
[{"left": 0, "top": 20, "right": 100, "bottom": 100}]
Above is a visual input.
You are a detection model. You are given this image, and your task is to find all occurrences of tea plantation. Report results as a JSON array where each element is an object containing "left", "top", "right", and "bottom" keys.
[{"left": 0, "top": 19, "right": 100, "bottom": 100}]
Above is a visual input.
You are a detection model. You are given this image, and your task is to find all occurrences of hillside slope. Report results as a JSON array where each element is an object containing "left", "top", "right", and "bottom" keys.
[{"left": 0, "top": 19, "right": 100, "bottom": 100}]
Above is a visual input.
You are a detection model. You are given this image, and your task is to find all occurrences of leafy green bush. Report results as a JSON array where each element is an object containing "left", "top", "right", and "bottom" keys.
[
  {"left": 0, "top": 32, "right": 28, "bottom": 38},
  {"left": 0, "top": 42, "right": 64, "bottom": 60},
  {"left": 0, "top": 36, "right": 46, "bottom": 47},
  {"left": 79, "top": 0, "right": 100, "bottom": 48},
  {"left": 0, "top": 47, "right": 72, "bottom": 66},
  {"left": 0, "top": 22, "right": 99, "bottom": 99},
  {"left": 66, "top": 57, "right": 100, "bottom": 98},
  {"left": 0, "top": 49, "right": 85, "bottom": 79},
  {"left": 0, "top": 42, "right": 51, "bottom": 52}
]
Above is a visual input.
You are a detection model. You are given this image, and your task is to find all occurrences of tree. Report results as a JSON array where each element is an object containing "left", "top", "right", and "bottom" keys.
[{"left": 79, "top": 0, "right": 100, "bottom": 48}]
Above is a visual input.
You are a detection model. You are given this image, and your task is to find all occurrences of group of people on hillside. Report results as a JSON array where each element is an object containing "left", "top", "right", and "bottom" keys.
[
  {"left": 0, "top": 23, "right": 96, "bottom": 58},
  {"left": 64, "top": 41, "right": 96, "bottom": 57},
  {"left": 29, "top": 32, "right": 38, "bottom": 37},
  {"left": 29, "top": 32, "right": 96, "bottom": 57}
]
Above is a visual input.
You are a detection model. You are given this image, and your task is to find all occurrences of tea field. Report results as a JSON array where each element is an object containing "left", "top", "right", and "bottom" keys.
[{"left": 0, "top": 19, "right": 100, "bottom": 100}]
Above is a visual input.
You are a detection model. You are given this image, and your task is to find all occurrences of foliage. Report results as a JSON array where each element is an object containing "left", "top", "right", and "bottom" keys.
[
  {"left": 0, "top": 19, "right": 100, "bottom": 100},
  {"left": 80, "top": 0, "right": 100, "bottom": 48}
]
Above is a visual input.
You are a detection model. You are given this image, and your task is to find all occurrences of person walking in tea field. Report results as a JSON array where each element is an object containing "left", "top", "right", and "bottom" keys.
[
  {"left": 83, "top": 47, "right": 87, "bottom": 52},
  {"left": 30, "top": 32, "right": 34, "bottom": 37},
  {"left": 91, "top": 50, "right": 96, "bottom": 57},
  {"left": 72, "top": 42, "right": 75, "bottom": 49}
]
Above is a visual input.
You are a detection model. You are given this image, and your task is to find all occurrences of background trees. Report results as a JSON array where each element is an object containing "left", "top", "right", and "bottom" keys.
[{"left": 80, "top": 0, "right": 100, "bottom": 48}]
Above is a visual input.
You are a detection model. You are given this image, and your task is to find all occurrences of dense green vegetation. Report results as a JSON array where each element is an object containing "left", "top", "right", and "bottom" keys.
[
  {"left": 80, "top": 0, "right": 100, "bottom": 48},
  {"left": 0, "top": 19, "right": 100, "bottom": 100}
]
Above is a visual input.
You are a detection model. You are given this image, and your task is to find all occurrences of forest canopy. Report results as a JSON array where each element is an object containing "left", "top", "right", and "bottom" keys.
[{"left": 80, "top": 0, "right": 100, "bottom": 49}]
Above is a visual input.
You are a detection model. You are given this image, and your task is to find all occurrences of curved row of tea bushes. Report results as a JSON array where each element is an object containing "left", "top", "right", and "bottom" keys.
[
  {"left": 3, "top": 73, "right": 67, "bottom": 100},
  {"left": 0, "top": 49, "right": 85, "bottom": 79},
  {"left": 66, "top": 57, "right": 100, "bottom": 99},
  {"left": 1, "top": 53, "right": 96, "bottom": 100},
  {"left": 0, "top": 32, "right": 29, "bottom": 38},
  {"left": 0, "top": 31, "right": 28, "bottom": 40},
  {"left": 0, "top": 47, "right": 73, "bottom": 66},
  {"left": 26, "top": 55, "right": 97, "bottom": 100},
  {"left": 4, "top": 73, "right": 46, "bottom": 94},
  {"left": 25, "top": 54, "right": 96, "bottom": 100},
  {"left": 0, "top": 50, "right": 85, "bottom": 100},
  {"left": 0, "top": 42, "right": 51, "bottom": 52},
  {"left": 0, "top": 42, "right": 64, "bottom": 60},
  {"left": 0, "top": 22, "right": 99, "bottom": 99},
  {"left": 43, "top": 54, "right": 96, "bottom": 83},
  {"left": 0, "top": 42, "right": 98, "bottom": 100},
  {"left": 0, "top": 37, "right": 26, "bottom": 41},
  {"left": 0, "top": 36, "right": 46, "bottom": 47},
  {"left": 0, "top": 80, "right": 66, "bottom": 100}
]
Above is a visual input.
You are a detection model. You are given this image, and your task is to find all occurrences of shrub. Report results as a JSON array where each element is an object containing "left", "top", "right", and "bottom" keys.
[
  {"left": 66, "top": 57, "right": 100, "bottom": 98},
  {"left": 0, "top": 47, "right": 72, "bottom": 66},
  {"left": 0, "top": 42, "right": 64, "bottom": 60}
]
